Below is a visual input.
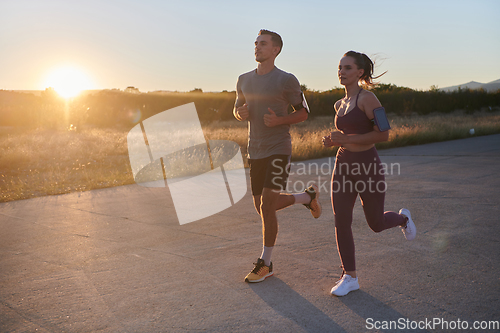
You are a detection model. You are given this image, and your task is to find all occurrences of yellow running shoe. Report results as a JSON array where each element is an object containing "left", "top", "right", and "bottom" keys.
[
  {"left": 304, "top": 184, "right": 321, "bottom": 218},
  {"left": 244, "top": 258, "right": 273, "bottom": 283}
]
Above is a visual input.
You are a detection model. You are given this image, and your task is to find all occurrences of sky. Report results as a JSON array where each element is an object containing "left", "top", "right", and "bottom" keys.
[{"left": 1, "top": 0, "right": 499, "bottom": 93}]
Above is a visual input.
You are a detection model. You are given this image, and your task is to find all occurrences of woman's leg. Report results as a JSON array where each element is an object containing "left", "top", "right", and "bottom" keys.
[
  {"left": 332, "top": 157, "right": 358, "bottom": 274},
  {"left": 360, "top": 191, "right": 406, "bottom": 232},
  {"left": 357, "top": 150, "right": 406, "bottom": 232}
]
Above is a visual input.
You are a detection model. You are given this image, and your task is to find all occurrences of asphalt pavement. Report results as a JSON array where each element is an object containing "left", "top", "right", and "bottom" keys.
[{"left": 1, "top": 134, "right": 499, "bottom": 332}]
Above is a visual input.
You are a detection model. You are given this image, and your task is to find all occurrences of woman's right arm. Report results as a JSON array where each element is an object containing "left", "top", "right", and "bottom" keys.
[{"left": 323, "top": 100, "right": 342, "bottom": 147}]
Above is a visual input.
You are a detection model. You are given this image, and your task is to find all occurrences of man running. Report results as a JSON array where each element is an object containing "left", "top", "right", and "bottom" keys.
[{"left": 234, "top": 29, "right": 321, "bottom": 283}]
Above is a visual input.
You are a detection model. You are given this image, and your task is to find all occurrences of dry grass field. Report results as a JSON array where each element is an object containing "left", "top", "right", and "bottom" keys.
[{"left": 1, "top": 109, "right": 500, "bottom": 202}]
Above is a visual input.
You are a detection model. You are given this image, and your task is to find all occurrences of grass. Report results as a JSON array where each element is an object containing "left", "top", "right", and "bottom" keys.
[
  {"left": 290, "top": 109, "right": 500, "bottom": 160},
  {"left": 378, "top": 110, "right": 500, "bottom": 149},
  {"left": 0, "top": 127, "right": 132, "bottom": 202},
  {"left": 1, "top": 109, "right": 500, "bottom": 203}
]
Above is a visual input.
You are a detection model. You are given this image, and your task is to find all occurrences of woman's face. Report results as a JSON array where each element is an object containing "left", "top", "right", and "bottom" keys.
[{"left": 338, "top": 56, "right": 364, "bottom": 86}]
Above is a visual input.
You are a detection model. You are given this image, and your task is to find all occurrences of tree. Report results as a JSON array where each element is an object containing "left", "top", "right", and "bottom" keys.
[{"left": 125, "top": 86, "right": 140, "bottom": 94}]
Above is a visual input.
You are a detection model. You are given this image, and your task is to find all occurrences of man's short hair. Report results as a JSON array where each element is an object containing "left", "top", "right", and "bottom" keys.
[{"left": 258, "top": 29, "right": 283, "bottom": 55}]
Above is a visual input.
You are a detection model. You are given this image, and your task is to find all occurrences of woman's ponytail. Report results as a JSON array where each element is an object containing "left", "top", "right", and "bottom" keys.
[{"left": 344, "top": 51, "right": 385, "bottom": 86}]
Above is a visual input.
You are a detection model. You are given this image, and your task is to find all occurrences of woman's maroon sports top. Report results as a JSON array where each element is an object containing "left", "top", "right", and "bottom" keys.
[{"left": 335, "top": 89, "right": 374, "bottom": 135}]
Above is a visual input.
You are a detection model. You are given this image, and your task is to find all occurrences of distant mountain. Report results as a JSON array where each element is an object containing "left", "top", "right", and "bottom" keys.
[
  {"left": 440, "top": 79, "right": 500, "bottom": 92},
  {"left": 481, "top": 79, "right": 500, "bottom": 92}
]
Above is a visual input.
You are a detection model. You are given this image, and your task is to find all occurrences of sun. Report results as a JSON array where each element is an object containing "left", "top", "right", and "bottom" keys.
[{"left": 45, "top": 66, "right": 94, "bottom": 98}]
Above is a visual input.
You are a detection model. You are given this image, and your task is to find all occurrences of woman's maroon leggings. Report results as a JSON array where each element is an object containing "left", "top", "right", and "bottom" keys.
[{"left": 331, "top": 147, "right": 405, "bottom": 272}]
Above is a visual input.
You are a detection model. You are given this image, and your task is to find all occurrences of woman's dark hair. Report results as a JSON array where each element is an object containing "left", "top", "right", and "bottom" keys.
[{"left": 344, "top": 51, "right": 385, "bottom": 86}]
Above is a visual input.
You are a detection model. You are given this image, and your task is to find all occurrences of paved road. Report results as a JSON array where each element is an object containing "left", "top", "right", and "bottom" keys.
[{"left": 1, "top": 135, "right": 499, "bottom": 332}]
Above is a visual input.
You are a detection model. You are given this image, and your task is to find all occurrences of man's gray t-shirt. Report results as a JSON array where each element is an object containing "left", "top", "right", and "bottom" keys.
[{"left": 235, "top": 67, "right": 306, "bottom": 159}]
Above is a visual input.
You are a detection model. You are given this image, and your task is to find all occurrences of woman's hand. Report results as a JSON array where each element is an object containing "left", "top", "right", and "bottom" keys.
[
  {"left": 322, "top": 135, "right": 335, "bottom": 147},
  {"left": 323, "top": 131, "right": 347, "bottom": 147},
  {"left": 329, "top": 131, "right": 349, "bottom": 146}
]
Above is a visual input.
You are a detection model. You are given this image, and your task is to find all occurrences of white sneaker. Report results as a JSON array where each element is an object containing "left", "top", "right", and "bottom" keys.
[
  {"left": 399, "top": 208, "right": 416, "bottom": 240},
  {"left": 330, "top": 274, "right": 359, "bottom": 297}
]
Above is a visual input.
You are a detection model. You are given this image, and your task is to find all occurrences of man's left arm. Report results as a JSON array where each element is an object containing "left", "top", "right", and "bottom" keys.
[
  {"left": 264, "top": 75, "right": 309, "bottom": 127},
  {"left": 264, "top": 107, "right": 308, "bottom": 127}
]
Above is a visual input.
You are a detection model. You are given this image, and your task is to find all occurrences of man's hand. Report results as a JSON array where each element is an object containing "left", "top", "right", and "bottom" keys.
[
  {"left": 263, "top": 108, "right": 281, "bottom": 127},
  {"left": 235, "top": 103, "right": 249, "bottom": 121}
]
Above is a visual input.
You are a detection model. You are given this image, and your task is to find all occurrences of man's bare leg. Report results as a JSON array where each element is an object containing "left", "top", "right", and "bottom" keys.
[
  {"left": 245, "top": 187, "right": 319, "bottom": 282},
  {"left": 260, "top": 188, "right": 283, "bottom": 247},
  {"left": 252, "top": 192, "right": 295, "bottom": 216}
]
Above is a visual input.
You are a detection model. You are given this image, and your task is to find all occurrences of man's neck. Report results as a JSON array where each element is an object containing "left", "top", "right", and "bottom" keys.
[{"left": 256, "top": 60, "right": 275, "bottom": 75}]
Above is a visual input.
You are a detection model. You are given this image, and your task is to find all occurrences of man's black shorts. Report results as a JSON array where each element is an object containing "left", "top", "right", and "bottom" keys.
[{"left": 248, "top": 154, "right": 291, "bottom": 196}]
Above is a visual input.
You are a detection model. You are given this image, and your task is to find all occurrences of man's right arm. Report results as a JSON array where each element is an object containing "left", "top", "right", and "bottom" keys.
[
  {"left": 233, "top": 77, "right": 248, "bottom": 121},
  {"left": 234, "top": 103, "right": 249, "bottom": 121}
]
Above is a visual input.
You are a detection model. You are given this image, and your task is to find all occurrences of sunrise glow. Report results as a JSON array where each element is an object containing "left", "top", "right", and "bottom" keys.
[{"left": 44, "top": 66, "right": 94, "bottom": 98}]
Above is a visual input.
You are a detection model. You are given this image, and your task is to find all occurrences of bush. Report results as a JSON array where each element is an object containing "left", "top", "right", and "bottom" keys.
[{"left": 1, "top": 85, "right": 499, "bottom": 129}]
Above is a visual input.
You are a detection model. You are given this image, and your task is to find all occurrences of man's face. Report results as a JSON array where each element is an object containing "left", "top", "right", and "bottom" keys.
[{"left": 254, "top": 34, "right": 279, "bottom": 63}]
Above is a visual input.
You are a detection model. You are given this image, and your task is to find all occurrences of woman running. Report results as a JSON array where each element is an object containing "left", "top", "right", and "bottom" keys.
[{"left": 323, "top": 51, "right": 416, "bottom": 296}]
